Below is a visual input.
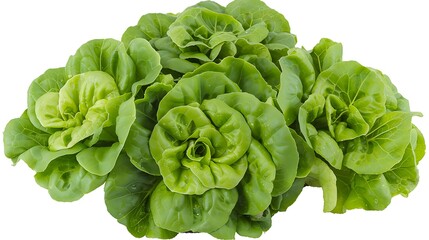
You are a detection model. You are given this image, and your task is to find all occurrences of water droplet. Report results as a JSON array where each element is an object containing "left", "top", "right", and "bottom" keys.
[{"left": 128, "top": 184, "right": 138, "bottom": 191}]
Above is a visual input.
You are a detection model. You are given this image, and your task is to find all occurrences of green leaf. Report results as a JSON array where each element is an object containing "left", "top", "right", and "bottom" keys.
[
  {"left": 35, "top": 155, "right": 106, "bottom": 202},
  {"left": 237, "top": 139, "right": 276, "bottom": 215},
  {"left": 384, "top": 143, "right": 418, "bottom": 197},
  {"left": 156, "top": 71, "right": 241, "bottom": 120},
  {"left": 270, "top": 178, "right": 305, "bottom": 212},
  {"left": 104, "top": 154, "right": 176, "bottom": 238},
  {"left": 150, "top": 181, "right": 238, "bottom": 233},
  {"left": 263, "top": 32, "right": 297, "bottom": 63},
  {"left": 218, "top": 92, "right": 299, "bottom": 196},
  {"left": 150, "top": 101, "right": 251, "bottom": 195},
  {"left": 124, "top": 82, "right": 173, "bottom": 175},
  {"left": 127, "top": 38, "right": 162, "bottom": 95},
  {"left": 191, "top": 0, "right": 226, "bottom": 13},
  {"left": 184, "top": 56, "right": 276, "bottom": 102},
  {"left": 245, "top": 56, "right": 281, "bottom": 88},
  {"left": 27, "top": 68, "right": 67, "bottom": 133},
  {"left": 122, "top": 13, "right": 176, "bottom": 47},
  {"left": 290, "top": 129, "right": 315, "bottom": 178},
  {"left": 167, "top": 7, "right": 244, "bottom": 61},
  {"left": 77, "top": 97, "right": 136, "bottom": 176},
  {"left": 310, "top": 131, "right": 343, "bottom": 170},
  {"left": 226, "top": 0, "right": 290, "bottom": 33},
  {"left": 35, "top": 71, "right": 121, "bottom": 151},
  {"left": 65, "top": 39, "right": 136, "bottom": 94},
  {"left": 3, "top": 112, "right": 49, "bottom": 164},
  {"left": 344, "top": 174, "right": 392, "bottom": 211},
  {"left": 310, "top": 38, "right": 343, "bottom": 74},
  {"left": 3, "top": 111, "right": 85, "bottom": 171},
  {"left": 305, "top": 158, "right": 337, "bottom": 212},
  {"left": 298, "top": 93, "right": 325, "bottom": 146},
  {"left": 278, "top": 48, "right": 315, "bottom": 125},
  {"left": 345, "top": 111, "right": 412, "bottom": 174},
  {"left": 312, "top": 61, "right": 387, "bottom": 140}
]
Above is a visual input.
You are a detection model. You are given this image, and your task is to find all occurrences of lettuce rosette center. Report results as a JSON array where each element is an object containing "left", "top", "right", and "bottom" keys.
[
  {"left": 35, "top": 71, "right": 126, "bottom": 151},
  {"left": 150, "top": 100, "right": 251, "bottom": 195}
]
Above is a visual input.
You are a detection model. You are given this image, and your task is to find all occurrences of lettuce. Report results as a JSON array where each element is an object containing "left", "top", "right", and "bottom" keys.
[
  {"left": 3, "top": 0, "right": 425, "bottom": 238},
  {"left": 3, "top": 38, "right": 161, "bottom": 201}
]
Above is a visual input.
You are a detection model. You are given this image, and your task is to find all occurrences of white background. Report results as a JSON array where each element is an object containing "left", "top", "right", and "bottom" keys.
[{"left": 0, "top": 0, "right": 428, "bottom": 239}]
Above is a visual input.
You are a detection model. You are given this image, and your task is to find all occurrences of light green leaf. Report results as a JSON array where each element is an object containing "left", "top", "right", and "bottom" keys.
[
  {"left": 310, "top": 38, "right": 343, "bottom": 74},
  {"left": 184, "top": 56, "right": 276, "bottom": 102},
  {"left": 345, "top": 112, "right": 412, "bottom": 174},
  {"left": 278, "top": 48, "right": 315, "bottom": 125},
  {"left": 127, "top": 38, "right": 162, "bottom": 95},
  {"left": 122, "top": 13, "right": 176, "bottom": 47},
  {"left": 226, "top": 0, "right": 290, "bottom": 33},
  {"left": 156, "top": 71, "right": 241, "bottom": 120},
  {"left": 218, "top": 92, "right": 299, "bottom": 196},
  {"left": 35, "top": 71, "right": 121, "bottom": 151},
  {"left": 27, "top": 68, "right": 67, "bottom": 133},
  {"left": 167, "top": 7, "right": 243, "bottom": 61},
  {"left": 150, "top": 101, "right": 250, "bottom": 195},
  {"left": 305, "top": 158, "right": 337, "bottom": 212},
  {"left": 77, "top": 97, "right": 136, "bottom": 176},
  {"left": 65, "top": 39, "right": 136, "bottom": 94},
  {"left": 344, "top": 174, "right": 392, "bottom": 211},
  {"left": 312, "top": 61, "right": 387, "bottom": 140}
]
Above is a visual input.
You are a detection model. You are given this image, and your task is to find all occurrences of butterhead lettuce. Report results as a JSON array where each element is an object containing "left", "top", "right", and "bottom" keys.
[
  {"left": 3, "top": 0, "right": 425, "bottom": 238},
  {"left": 3, "top": 38, "right": 161, "bottom": 201}
]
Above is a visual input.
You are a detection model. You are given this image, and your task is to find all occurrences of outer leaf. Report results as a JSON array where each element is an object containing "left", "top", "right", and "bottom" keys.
[
  {"left": 3, "top": 111, "right": 85, "bottom": 171},
  {"left": 184, "top": 56, "right": 276, "bottom": 102},
  {"left": 305, "top": 158, "right": 337, "bottom": 212},
  {"left": 226, "top": 0, "right": 290, "bottom": 33},
  {"left": 235, "top": 38, "right": 271, "bottom": 60},
  {"left": 191, "top": 0, "right": 226, "bottom": 13},
  {"left": 263, "top": 32, "right": 297, "bottom": 63},
  {"left": 413, "top": 125, "right": 426, "bottom": 163},
  {"left": 270, "top": 178, "right": 305, "bottom": 212},
  {"left": 127, "top": 38, "right": 162, "bottom": 95},
  {"left": 150, "top": 181, "right": 238, "bottom": 233},
  {"left": 310, "top": 131, "right": 343, "bottom": 170},
  {"left": 343, "top": 174, "right": 392, "bottom": 211},
  {"left": 344, "top": 112, "right": 412, "bottom": 174},
  {"left": 278, "top": 48, "right": 315, "bottom": 125},
  {"left": 65, "top": 39, "right": 136, "bottom": 94},
  {"left": 236, "top": 210, "right": 272, "bottom": 238},
  {"left": 3, "top": 112, "right": 49, "bottom": 163},
  {"left": 104, "top": 154, "right": 176, "bottom": 239},
  {"left": 237, "top": 139, "right": 276, "bottom": 215},
  {"left": 290, "top": 129, "right": 315, "bottom": 178},
  {"left": 310, "top": 38, "right": 343, "bottom": 74},
  {"left": 384, "top": 143, "right": 418, "bottom": 197},
  {"left": 122, "top": 13, "right": 176, "bottom": 47},
  {"left": 245, "top": 56, "right": 281, "bottom": 88},
  {"left": 27, "top": 68, "right": 67, "bottom": 133},
  {"left": 35, "top": 155, "right": 106, "bottom": 202},
  {"left": 124, "top": 82, "right": 173, "bottom": 175}
]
